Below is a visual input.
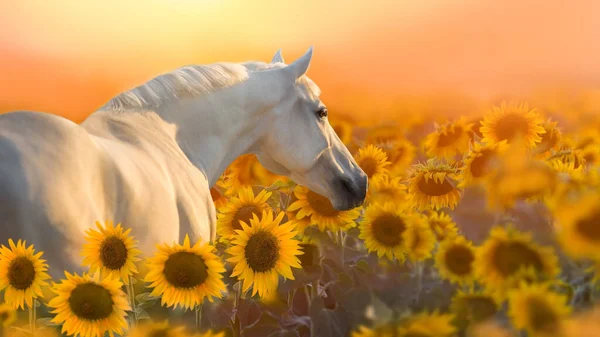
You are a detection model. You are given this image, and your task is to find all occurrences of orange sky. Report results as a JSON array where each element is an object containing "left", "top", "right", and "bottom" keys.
[{"left": 1, "top": 0, "right": 600, "bottom": 122}]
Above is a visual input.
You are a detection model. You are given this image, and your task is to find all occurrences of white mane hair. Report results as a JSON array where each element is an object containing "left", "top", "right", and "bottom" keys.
[
  {"left": 99, "top": 60, "right": 321, "bottom": 112},
  {"left": 100, "top": 62, "right": 251, "bottom": 112}
]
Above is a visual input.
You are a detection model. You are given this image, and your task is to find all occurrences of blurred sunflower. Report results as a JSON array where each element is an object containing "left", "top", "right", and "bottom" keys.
[
  {"left": 127, "top": 321, "right": 188, "bottom": 337},
  {"left": 297, "top": 237, "right": 321, "bottom": 270},
  {"left": 435, "top": 236, "right": 476, "bottom": 286},
  {"left": 508, "top": 283, "right": 570, "bottom": 337},
  {"left": 543, "top": 160, "right": 589, "bottom": 209},
  {"left": 354, "top": 144, "right": 391, "bottom": 182},
  {"left": 408, "top": 160, "right": 461, "bottom": 211},
  {"left": 397, "top": 311, "right": 456, "bottom": 337},
  {"left": 288, "top": 186, "right": 360, "bottom": 232},
  {"left": 144, "top": 235, "right": 226, "bottom": 310},
  {"left": 81, "top": 220, "right": 142, "bottom": 284},
  {"left": 0, "top": 239, "right": 51, "bottom": 309},
  {"left": 351, "top": 325, "right": 394, "bottom": 337},
  {"left": 546, "top": 148, "right": 586, "bottom": 170},
  {"left": 381, "top": 139, "right": 417, "bottom": 176},
  {"left": 480, "top": 101, "right": 546, "bottom": 148},
  {"left": 426, "top": 211, "right": 459, "bottom": 242},
  {"left": 217, "top": 186, "right": 271, "bottom": 240},
  {"left": 359, "top": 202, "right": 420, "bottom": 261},
  {"left": 227, "top": 210, "right": 302, "bottom": 298},
  {"left": 0, "top": 302, "right": 16, "bottom": 328},
  {"left": 458, "top": 140, "right": 509, "bottom": 187},
  {"left": 364, "top": 124, "right": 403, "bottom": 146},
  {"left": 450, "top": 289, "right": 500, "bottom": 331},
  {"left": 484, "top": 140, "right": 557, "bottom": 209},
  {"left": 224, "top": 154, "right": 281, "bottom": 193},
  {"left": 423, "top": 118, "right": 473, "bottom": 159},
  {"left": 474, "top": 226, "right": 559, "bottom": 291},
  {"left": 210, "top": 178, "right": 229, "bottom": 209},
  {"left": 553, "top": 191, "right": 600, "bottom": 260},
  {"left": 329, "top": 118, "right": 354, "bottom": 146},
  {"left": 467, "top": 115, "right": 484, "bottom": 140},
  {"left": 48, "top": 272, "right": 130, "bottom": 337},
  {"left": 366, "top": 175, "right": 409, "bottom": 205},
  {"left": 403, "top": 216, "right": 436, "bottom": 262},
  {"left": 534, "top": 119, "right": 562, "bottom": 154}
]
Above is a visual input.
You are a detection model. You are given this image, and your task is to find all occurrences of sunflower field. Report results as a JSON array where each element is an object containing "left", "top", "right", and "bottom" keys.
[{"left": 2, "top": 95, "right": 600, "bottom": 337}]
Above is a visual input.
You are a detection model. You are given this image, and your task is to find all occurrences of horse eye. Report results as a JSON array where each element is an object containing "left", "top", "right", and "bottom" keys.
[{"left": 316, "top": 107, "right": 328, "bottom": 119}]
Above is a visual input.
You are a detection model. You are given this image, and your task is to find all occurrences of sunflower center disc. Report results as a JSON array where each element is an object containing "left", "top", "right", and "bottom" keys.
[
  {"left": 298, "top": 243, "right": 320, "bottom": 269},
  {"left": 163, "top": 252, "right": 208, "bottom": 289},
  {"left": 445, "top": 245, "right": 474, "bottom": 275},
  {"left": 149, "top": 328, "right": 170, "bottom": 337},
  {"left": 68, "top": 283, "right": 115, "bottom": 321},
  {"left": 234, "top": 205, "right": 261, "bottom": 231},
  {"left": 245, "top": 231, "right": 280, "bottom": 272},
  {"left": 437, "top": 127, "right": 463, "bottom": 147},
  {"left": 576, "top": 210, "right": 600, "bottom": 241},
  {"left": 470, "top": 150, "right": 494, "bottom": 178},
  {"left": 0, "top": 312, "right": 9, "bottom": 323},
  {"left": 528, "top": 298, "right": 559, "bottom": 332},
  {"left": 306, "top": 191, "right": 339, "bottom": 217},
  {"left": 417, "top": 176, "right": 455, "bottom": 197},
  {"left": 372, "top": 214, "right": 405, "bottom": 247},
  {"left": 494, "top": 113, "right": 530, "bottom": 141},
  {"left": 359, "top": 157, "right": 380, "bottom": 179},
  {"left": 100, "top": 236, "right": 129, "bottom": 270},
  {"left": 7, "top": 257, "right": 35, "bottom": 290},
  {"left": 492, "top": 241, "right": 543, "bottom": 277}
]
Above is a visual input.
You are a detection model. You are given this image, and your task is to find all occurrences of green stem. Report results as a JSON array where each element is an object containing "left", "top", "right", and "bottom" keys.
[
  {"left": 195, "top": 301, "right": 204, "bottom": 330},
  {"left": 231, "top": 282, "right": 243, "bottom": 337},
  {"left": 415, "top": 261, "right": 423, "bottom": 305},
  {"left": 127, "top": 275, "right": 137, "bottom": 328},
  {"left": 29, "top": 300, "right": 36, "bottom": 334},
  {"left": 339, "top": 230, "right": 347, "bottom": 266}
]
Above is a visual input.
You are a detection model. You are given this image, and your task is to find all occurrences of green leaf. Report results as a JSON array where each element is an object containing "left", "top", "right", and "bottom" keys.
[
  {"left": 36, "top": 317, "right": 59, "bottom": 327},
  {"left": 267, "top": 192, "right": 282, "bottom": 210},
  {"left": 135, "top": 292, "right": 150, "bottom": 304},
  {"left": 355, "top": 259, "right": 371, "bottom": 274},
  {"left": 266, "top": 180, "right": 288, "bottom": 191},
  {"left": 135, "top": 307, "right": 151, "bottom": 320}
]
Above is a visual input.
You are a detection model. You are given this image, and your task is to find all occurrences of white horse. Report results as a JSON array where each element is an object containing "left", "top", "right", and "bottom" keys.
[{"left": 0, "top": 47, "right": 367, "bottom": 279}]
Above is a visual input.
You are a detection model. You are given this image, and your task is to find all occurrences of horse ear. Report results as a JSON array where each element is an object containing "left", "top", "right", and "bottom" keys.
[
  {"left": 271, "top": 49, "right": 285, "bottom": 64},
  {"left": 284, "top": 46, "right": 313, "bottom": 79}
]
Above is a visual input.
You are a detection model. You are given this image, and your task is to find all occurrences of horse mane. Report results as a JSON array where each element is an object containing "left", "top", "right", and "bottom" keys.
[{"left": 99, "top": 62, "right": 251, "bottom": 112}]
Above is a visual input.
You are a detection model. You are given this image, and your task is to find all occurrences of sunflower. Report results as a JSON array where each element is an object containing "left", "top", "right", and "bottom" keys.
[
  {"left": 217, "top": 186, "right": 272, "bottom": 240},
  {"left": 423, "top": 118, "right": 473, "bottom": 159},
  {"left": 287, "top": 186, "right": 361, "bottom": 232},
  {"left": 542, "top": 160, "right": 590, "bottom": 209},
  {"left": 329, "top": 117, "right": 354, "bottom": 146},
  {"left": 226, "top": 210, "right": 302, "bottom": 298},
  {"left": 534, "top": 119, "right": 562, "bottom": 154},
  {"left": 403, "top": 216, "right": 436, "bottom": 262},
  {"left": 426, "top": 211, "right": 459, "bottom": 242},
  {"left": 0, "top": 302, "right": 16, "bottom": 328},
  {"left": 364, "top": 124, "right": 403, "bottom": 146},
  {"left": 354, "top": 144, "right": 391, "bottom": 182},
  {"left": 474, "top": 226, "right": 559, "bottom": 291},
  {"left": 48, "top": 272, "right": 130, "bottom": 337},
  {"left": 507, "top": 283, "right": 570, "bottom": 337},
  {"left": 458, "top": 140, "right": 509, "bottom": 187},
  {"left": 224, "top": 154, "right": 282, "bottom": 193},
  {"left": 397, "top": 311, "right": 457, "bottom": 337},
  {"left": 467, "top": 115, "right": 484, "bottom": 140},
  {"left": 285, "top": 192, "right": 313, "bottom": 236},
  {"left": 144, "top": 235, "right": 226, "bottom": 310},
  {"left": 381, "top": 139, "right": 417, "bottom": 176},
  {"left": 351, "top": 325, "right": 394, "bottom": 337},
  {"left": 480, "top": 101, "right": 546, "bottom": 148},
  {"left": 359, "top": 202, "right": 422, "bottom": 261},
  {"left": 81, "top": 220, "right": 142, "bottom": 284},
  {"left": 450, "top": 289, "right": 500, "bottom": 331},
  {"left": 0, "top": 239, "right": 51, "bottom": 309},
  {"left": 210, "top": 177, "right": 229, "bottom": 210},
  {"left": 484, "top": 141, "right": 557, "bottom": 209},
  {"left": 366, "top": 175, "right": 409, "bottom": 205},
  {"left": 553, "top": 191, "right": 600, "bottom": 260},
  {"left": 435, "top": 236, "right": 476, "bottom": 286},
  {"left": 408, "top": 160, "right": 461, "bottom": 211},
  {"left": 546, "top": 148, "right": 586, "bottom": 170},
  {"left": 297, "top": 237, "right": 321, "bottom": 270}
]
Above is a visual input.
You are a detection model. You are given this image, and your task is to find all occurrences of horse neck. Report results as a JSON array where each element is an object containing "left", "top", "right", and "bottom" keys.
[{"left": 155, "top": 84, "right": 273, "bottom": 187}]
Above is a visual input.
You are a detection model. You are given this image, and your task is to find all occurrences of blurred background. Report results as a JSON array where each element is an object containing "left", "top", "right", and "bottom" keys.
[{"left": 1, "top": 0, "right": 600, "bottom": 122}]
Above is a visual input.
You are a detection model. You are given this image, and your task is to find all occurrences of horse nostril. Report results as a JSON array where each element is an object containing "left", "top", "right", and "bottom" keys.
[{"left": 341, "top": 178, "right": 355, "bottom": 196}]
